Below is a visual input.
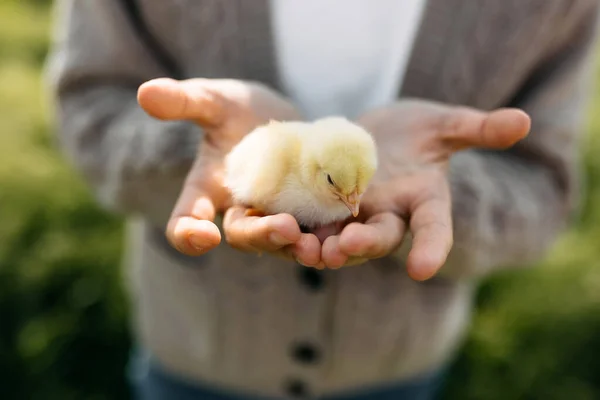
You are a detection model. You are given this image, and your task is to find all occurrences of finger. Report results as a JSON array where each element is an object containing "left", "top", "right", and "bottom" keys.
[
  {"left": 321, "top": 236, "right": 370, "bottom": 269},
  {"left": 406, "top": 195, "right": 453, "bottom": 281},
  {"left": 287, "top": 233, "right": 323, "bottom": 268},
  {"left": 166, "top": 188, "right": 221, "bottom": 256},
  {"left": 137, "top": 78, "right": 225, "bottom": 127},
  {"left": 321, "top": 235, "right": 349, "bottom": 269},
  {"left": 338, "top": 212, "right": 406, "bottom": 259},
  {"left": 439, "top": 107, "right": 531, "bottom": 152},
  {"left": 223, "top": 206, "right": 301, "bottom": 253}
]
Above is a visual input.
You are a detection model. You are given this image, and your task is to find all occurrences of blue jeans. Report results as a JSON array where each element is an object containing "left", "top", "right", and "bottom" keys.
[{"left": 128, "top": 349, "right": 446, "bottom": 400}]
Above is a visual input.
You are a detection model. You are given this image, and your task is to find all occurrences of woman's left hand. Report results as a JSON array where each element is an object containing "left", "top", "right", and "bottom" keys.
[{"left": 319, "top": 100, "right": 531, "bottom": 280}]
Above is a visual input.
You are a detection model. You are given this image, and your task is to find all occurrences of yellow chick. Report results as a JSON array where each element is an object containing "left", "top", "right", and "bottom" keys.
[{"left": 224, "top": 117, "right": 378, "bottom": 229}]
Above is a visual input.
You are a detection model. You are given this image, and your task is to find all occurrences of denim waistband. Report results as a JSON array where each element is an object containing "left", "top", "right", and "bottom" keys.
[{"left": 128, "top": 347, "right": 447, "bottom": 400}]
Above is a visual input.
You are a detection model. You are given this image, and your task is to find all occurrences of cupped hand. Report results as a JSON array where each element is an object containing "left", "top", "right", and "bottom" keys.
[
  {"left": 320, "top": 99, "right": 531, "bottom": 280},
  {"left": 138, "top": 78, "right": 320, "bottom": 265}
]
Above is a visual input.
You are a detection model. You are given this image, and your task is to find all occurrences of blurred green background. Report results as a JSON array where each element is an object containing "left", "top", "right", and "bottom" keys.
[{"left": 2, "top": 1, "right": 600, "bottom": 399}]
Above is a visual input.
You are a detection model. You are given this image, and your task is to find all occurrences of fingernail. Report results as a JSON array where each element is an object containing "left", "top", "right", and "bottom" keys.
[
  {"left": 269, "top": 232, "right": 292, "bottom": 246},
  {"left": 188, "top": 234, "right": 205, "bottom": 252}
]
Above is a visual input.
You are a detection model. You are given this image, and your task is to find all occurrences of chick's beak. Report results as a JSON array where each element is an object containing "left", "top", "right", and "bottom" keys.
[{"left": 342, "top": 191, "right": 361, "bottom": 218}]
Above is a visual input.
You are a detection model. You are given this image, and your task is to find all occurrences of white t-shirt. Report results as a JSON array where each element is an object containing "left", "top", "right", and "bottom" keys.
[{"left": 270, "top": 0, "right": 427, "bottom": 120}]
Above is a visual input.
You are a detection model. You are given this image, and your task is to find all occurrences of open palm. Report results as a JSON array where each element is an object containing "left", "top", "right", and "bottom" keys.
[
  {"left": 138, "top": 78, "right": 314, "bottom": 258},
  {"left": 319, "top": 100, "right": 531, "bottom": 280}
]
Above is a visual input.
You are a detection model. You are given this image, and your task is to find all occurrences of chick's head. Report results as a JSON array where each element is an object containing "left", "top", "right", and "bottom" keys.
[{"left": 301, "top": 117, "right": 378, "bottom": 218}]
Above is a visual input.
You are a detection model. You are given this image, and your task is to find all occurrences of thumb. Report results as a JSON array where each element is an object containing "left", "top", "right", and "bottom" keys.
[
  {"left": 137, "top": 78, "right": 225, "bottom": 128},
  {"left": 439, "top": 107, "right": 531, "bottom": 152}
]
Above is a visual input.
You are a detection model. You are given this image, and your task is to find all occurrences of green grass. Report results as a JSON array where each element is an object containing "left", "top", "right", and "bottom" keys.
[
  {"left": 0, "top": 2, "right": 130, "bottom": 399},
  {"left": 3, "top": 1, "right": 600, "bottom": 399}
]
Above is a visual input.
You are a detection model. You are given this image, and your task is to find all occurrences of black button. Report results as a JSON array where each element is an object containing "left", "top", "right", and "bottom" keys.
[
  {"left": 285, "top": 378, "right": 310, "bottom": 398},
  {"left": 291, "top": 341, "right": 321, "bottom": 365},
  {"left": 298, "top": 266, "right": 325, "bottom": 291}
]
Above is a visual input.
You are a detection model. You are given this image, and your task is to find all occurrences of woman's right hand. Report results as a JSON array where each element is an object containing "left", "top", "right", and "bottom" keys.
[{"left": 137, "top": 78, "right": 321, "bottom": 265}]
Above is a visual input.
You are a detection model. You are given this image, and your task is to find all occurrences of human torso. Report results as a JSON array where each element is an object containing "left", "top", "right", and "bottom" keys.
[{"left": 126, "top": 1, "right": 578, "bottom": 397}]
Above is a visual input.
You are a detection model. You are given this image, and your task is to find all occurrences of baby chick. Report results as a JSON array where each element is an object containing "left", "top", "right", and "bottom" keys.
[{"left": 224, "top": 117, "right": 378, "bottom": 229}]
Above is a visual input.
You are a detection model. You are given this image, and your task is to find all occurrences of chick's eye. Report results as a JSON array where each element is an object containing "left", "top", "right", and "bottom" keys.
[{"left": 326, "top": 174, "right": 334, "bottom": 186}]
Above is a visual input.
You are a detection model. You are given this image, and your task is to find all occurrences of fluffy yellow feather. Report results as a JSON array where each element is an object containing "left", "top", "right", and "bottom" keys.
[{"left": 224, "top": 117, "right": 378, "bottom": 229}]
